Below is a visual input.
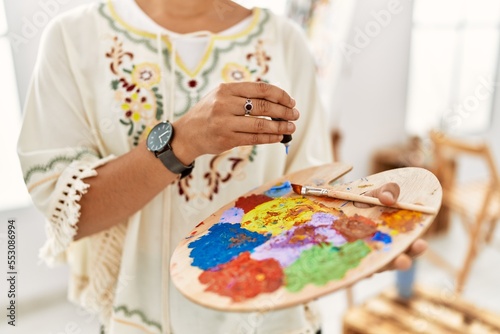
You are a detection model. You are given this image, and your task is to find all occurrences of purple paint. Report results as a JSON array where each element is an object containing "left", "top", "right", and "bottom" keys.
[
  {"left": 251, "top": 213, "right": 346, "bottom": 267},
  {"left": 219, "top": 207, "right": 244, "bottom": 224}
]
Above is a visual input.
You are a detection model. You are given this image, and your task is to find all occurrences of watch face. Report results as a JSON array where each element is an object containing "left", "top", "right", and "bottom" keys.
[{"left": 147, "top": 122, "right": 173, "bottom": 152}]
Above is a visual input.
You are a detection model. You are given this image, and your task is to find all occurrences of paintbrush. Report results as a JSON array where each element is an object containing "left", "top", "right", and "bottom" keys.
[{"left": 291, "top": 184, "right": 437, "bottom": 215}]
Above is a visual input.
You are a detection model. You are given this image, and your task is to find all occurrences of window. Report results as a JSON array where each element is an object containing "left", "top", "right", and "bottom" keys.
[
  {"left": 0, "top": 0, "right": 32, "bottom": 210},
  {"left": 406, "top": 0, "right": 500, "bottom": 136}
]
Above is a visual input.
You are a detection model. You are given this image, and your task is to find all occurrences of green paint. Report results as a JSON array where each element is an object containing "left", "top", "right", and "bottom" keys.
[{"left": 284, "top": 240, "right": 371, "bottom": 292}]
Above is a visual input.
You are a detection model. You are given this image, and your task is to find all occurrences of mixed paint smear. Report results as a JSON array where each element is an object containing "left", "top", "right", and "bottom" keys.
[{"left": 188, "top": 182, "right": 425, "bottom": 302}]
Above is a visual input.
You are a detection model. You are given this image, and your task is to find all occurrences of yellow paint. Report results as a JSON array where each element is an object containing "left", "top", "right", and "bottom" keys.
[{"left": 241, "top": 197, "right": 331, "bottom": 236}]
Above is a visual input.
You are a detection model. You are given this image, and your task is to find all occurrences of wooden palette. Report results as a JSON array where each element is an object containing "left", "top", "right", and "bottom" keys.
[{"left": 170, "top": 163, "right": 442, "bottom": 312}]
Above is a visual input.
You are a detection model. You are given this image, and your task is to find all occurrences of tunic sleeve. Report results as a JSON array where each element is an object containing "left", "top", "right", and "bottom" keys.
[
  {"left": 17, "top": 18, "right": 115, "bottom": 265},
  {"left": 281, "top": 20, "right": 334, "bottom": 174}
]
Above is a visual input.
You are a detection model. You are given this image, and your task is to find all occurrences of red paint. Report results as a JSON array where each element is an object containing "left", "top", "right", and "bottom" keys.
[
  {"left": 235, "top": 194, "right": 273, "bottom": 213},
  {"left": 191, "top": 231, "right": 197, "bottom": 235},
  {"left": 199, "top": 252, "right": 283, "bottom": 302},
  {"left": 195, "top": 222, "right": 205, "bottom": 228},
  {"left": 333, "top": 214, "right": 378, "bottom": 242}
]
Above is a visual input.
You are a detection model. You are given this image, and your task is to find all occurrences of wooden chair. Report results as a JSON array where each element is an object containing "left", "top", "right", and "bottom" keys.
[{"left": 430, "top": 131, "right": 500, "bottom": 294}]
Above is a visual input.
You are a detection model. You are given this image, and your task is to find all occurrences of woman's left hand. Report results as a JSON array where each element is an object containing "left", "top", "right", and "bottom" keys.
[{"left": 356, "top": 182, "right": 428, "bottom": 272}]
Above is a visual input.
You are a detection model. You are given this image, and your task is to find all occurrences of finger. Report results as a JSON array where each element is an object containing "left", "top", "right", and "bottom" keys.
[
  {"left": 376, "top": 239, "right": 427, "bottom": 273},
  {"left": 224, "top": 82, "right": 296, "bottom": 108},
  {"left": 228, "top": 132, "right": 285, "bottom": 147},
  {"left": 228, "top": 96, "right": 300, "bottom": 121},
  {"left": 392, "top": 254, "right": 413, "bottom": 271},
  {"left": 377, "top": 254, "right": 412, "bottom": 273},
  {"left": 365, "top": 182, "right": 400, "bottom": 206},
  {"left": 227, "top": 114, "right": 296, "bottom": 136},
  {"left": 406, "top": 239, "right": 428, "bottom": 258}
]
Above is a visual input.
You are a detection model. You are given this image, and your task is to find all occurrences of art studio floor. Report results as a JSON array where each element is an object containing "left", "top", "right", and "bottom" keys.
[{"left": 1, "top": 207, "right": 499, "bottom": 334}]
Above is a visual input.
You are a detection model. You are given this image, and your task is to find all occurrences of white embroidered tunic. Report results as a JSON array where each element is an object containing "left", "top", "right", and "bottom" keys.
[{"left": 18, "top": 1, "right": 333, "bottom": 333}]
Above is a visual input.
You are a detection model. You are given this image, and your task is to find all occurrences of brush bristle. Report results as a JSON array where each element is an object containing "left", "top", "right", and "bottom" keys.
[{"left": 291, "top": 184, "right": 302, "bottom": 195}]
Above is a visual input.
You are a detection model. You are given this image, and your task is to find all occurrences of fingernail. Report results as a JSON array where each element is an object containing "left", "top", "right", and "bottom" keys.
[
  {"left": 287, "top": 122, "right": 294, "bottom": 131},
  {"left": 293, "top": 108, "right": 299, "bottom": 118},
  {"left": 291, "top": 97, "right": 296, "bottom": 106}
]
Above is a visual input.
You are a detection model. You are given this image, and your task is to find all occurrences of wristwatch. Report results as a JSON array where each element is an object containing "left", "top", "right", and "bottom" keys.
[{"left": 146, "top": 121, "right": 194, "bottom": 179}]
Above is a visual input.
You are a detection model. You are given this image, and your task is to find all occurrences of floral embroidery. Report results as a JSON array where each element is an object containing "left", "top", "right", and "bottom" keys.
[
  {"left": 222, "top": 62, "right": 252, "bottom": 82},
  {"left": 121, "top": 91, "right": 153, "bottom": 122},
  {"left": 247, "top": 39, "right": 272, "bottom": 81},
  {"left": 106, "top": 36, "right": 163, "bottom": 146},
  {"left": 221, "top": 40, "right": 272, "bottom": 83},
  {"left": 178, "top": 146, "right": 255, "bottom": 202},
  {"left": 131, "top": 62, "right": 161, "bottom": 88}
]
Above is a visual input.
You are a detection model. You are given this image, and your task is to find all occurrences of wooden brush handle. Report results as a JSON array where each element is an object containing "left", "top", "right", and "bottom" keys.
[{"left": 327, "top": 189, "right": 437, "bottom": 215}]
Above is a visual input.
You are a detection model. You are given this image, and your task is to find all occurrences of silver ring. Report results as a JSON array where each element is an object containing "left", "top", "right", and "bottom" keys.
[{"left": 244, "top": 98, "right": 253, "bottom": 116}]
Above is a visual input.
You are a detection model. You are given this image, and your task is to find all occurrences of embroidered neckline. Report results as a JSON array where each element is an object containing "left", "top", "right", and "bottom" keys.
[
  {"left": 100, "top": 3, "right": 270, "bottom": 118},
  {"left": 107, "top": 0, "right": 262, "bottom": 78}
]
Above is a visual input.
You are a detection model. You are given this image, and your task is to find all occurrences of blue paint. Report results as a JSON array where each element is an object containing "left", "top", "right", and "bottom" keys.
[
  {"left": 371, "top": 231, "right": 392, "bottom": 244},
  {"left": 188, "top": 223, "right": 270, "bottom": 270},
  {"left": 264, "top": 181, "right": 292, "bottom": 198}
]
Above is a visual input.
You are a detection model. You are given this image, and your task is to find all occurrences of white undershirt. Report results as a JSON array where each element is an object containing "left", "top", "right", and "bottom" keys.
[{"left": 114, "top": 0, "right": 253, "bottom": 71}]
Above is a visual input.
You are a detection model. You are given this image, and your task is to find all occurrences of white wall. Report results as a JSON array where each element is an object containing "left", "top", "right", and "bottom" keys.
[
  {"left": 333, "top": 0, "right": 413, "bottom": 179},
  {"left": 5, "top": 0, "right": 91, "bottom": 105},
  {"left": 2, "top": 0, "right": 92, "bottom": 310}
]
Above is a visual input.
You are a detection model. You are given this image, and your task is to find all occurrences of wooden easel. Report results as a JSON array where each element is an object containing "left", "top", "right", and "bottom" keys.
[{"left": 429, "top": 131, "right": 500, "bottom": 294}]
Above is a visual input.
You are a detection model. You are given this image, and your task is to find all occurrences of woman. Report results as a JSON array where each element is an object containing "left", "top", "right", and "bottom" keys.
[{"left": 18, "top": 0, "right": 425, "bottom": 332}]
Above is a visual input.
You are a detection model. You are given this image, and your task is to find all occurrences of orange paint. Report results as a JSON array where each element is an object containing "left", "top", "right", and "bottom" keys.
[{"left": 380, "top": 210, "right": 423, "bottom": 232}]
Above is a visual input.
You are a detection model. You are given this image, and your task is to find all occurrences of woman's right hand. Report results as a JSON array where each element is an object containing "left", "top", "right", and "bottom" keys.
[{"left": 171, "top": 82, "right": 300, "bottom": 165}]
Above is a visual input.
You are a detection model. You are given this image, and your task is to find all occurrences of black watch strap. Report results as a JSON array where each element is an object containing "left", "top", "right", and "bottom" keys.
[{"left": 157, "top": 148, "right": 194, "bottom": 179}]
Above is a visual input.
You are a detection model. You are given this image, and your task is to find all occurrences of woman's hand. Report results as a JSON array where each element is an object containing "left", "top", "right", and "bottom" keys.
[
  {"left": 171, "top": 82, "right": 298, "bottom": 165},
  {"left": 357, "top": 182, "right": 428, "bottom": 272}
]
